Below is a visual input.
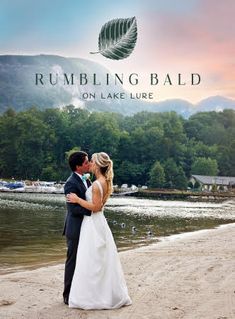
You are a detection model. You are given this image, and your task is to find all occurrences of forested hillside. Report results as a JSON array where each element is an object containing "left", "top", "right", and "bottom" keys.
[{"left": 0, "top": 107, "right": 234, "bottom": 188}]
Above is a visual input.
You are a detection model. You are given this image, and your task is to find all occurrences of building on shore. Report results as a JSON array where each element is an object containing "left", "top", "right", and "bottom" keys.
[{"left": 190, "top": 175, "right": 235, "bottom": 191}]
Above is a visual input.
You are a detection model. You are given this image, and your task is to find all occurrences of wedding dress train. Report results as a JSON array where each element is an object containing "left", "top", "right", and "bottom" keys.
[{"left": 69, "top": 180, "right": 132, "bottom": 310}]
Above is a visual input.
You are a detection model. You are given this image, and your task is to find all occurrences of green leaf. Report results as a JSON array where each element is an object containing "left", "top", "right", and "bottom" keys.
[{"left": 90, "top": 17, "right": 137, "bottom": 60}]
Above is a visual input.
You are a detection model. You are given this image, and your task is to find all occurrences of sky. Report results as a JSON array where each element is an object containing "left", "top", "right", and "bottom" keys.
[{"left": 0, "top": 0, "right": 234, "bottom": 103}]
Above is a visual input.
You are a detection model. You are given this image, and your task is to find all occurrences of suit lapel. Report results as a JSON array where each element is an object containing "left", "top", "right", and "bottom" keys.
[{"left": 73, "top": 172, "right": 87, "bottom": 191}]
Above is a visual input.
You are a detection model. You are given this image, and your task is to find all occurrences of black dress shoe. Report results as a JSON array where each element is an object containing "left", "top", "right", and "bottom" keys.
[{"left": 64, "top": 297, "right": 69, "bottom": 305}]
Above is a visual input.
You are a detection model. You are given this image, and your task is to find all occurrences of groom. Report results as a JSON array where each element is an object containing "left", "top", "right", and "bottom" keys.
[{"left": 63, "top": 151, "right": 91, "bottom": 305}]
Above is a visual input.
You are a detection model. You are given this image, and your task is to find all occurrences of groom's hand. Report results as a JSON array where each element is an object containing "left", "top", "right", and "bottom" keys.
[
  {"left": 66, "top": 193, "right": 80, "bottom": 204},
  {"left": 64, "top": 182, "right": 91, "bottom": 216}
]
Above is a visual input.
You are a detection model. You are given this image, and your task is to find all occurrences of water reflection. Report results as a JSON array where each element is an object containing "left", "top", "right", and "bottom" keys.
[{"left": 0, "top": 192, "right": 234, "bottom": 274}]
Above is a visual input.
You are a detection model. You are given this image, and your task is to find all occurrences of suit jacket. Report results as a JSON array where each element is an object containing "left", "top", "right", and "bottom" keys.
[{"left": 63, "top": 172, "right": 91, "bottom": 239}]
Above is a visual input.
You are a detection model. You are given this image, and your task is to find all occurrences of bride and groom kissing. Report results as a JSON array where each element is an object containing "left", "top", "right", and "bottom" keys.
[{"left": 63, "top": 151, "right": 132, "bottom": 310}]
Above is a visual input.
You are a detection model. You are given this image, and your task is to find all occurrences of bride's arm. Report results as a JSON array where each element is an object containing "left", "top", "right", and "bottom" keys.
[{"left": 66, "top": 183, "right": 102, "bottom": 213}]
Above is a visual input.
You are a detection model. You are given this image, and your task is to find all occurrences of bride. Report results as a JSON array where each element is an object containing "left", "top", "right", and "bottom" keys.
[{"left": 66, "top": 152, "right": 132, "bottom": 310}]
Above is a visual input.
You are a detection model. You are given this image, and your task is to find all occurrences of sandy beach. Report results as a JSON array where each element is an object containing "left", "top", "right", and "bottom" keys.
[{"left": 0, "top": 224, "right": 234, "bottom": 319}]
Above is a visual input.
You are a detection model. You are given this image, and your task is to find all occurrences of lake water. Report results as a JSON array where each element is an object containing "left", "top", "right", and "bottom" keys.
[{"left": 0, "top": 192, "right": 234, "bottom": 274}]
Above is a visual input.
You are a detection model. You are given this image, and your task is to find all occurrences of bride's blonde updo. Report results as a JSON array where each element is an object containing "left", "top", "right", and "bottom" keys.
[{"left": 92, "top": 152, "right": 113, "bottom": 203}]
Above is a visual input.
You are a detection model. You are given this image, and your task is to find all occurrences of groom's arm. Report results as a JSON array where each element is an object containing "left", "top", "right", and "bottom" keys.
[{"left": 64, "top": 182, "right": 91, "bottom": 216}]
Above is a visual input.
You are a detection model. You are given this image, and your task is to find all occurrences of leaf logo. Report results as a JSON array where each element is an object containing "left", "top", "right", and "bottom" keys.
[{"left": 90, "top": 17, "right": 137, "bottom": 60}]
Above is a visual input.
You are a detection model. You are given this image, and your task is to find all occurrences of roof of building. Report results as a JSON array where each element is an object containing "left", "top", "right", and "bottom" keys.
[{"left": 192, "top": 175, "right": 235, "bottom": 186}]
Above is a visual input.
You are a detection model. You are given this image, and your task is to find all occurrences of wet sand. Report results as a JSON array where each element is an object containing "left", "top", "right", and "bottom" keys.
[{"left": 0, "top": 223, "right": 235, "bottom": 319}]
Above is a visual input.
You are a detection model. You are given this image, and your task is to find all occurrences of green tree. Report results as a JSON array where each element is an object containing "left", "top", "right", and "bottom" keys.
[
  {"left": 0, "top": 109, "right": 18, "bottom": 177},
  {"left": 115, "top": 161, "right": 146, "bottom": 186},
  {"left": 82, "top": 112, "right": 121, "bottom": 157},
  {"left": 163, "top": 158, "right": 187, "bottom": 189},
  {"left": 41, "top": 165, "right": 59, "bottom": 181},
  {"left": 65, "top": 147, "right": 81, "bottom": 161},
  {"left": 14, "top": 108, "right": 56, "bottom": 179},
  {"left": 217, "top": 142, "right": 235, "bottom": 176},
  {"left": 191, "top": 157, "right": 218, "bottom": 176},
  {"left": 42, "top": 108, "right": 72, "bottom": 176},
  {"left": 174, "top": 166, "right": 188, "bottom": 189},
  {"left": 149, "top": 161, "right": 165, "bottom": 188}
]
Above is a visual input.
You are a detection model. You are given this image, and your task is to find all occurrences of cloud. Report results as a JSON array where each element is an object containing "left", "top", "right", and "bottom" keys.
[{"left": 136, "top": 0, "right": 235, "bottom": 100}]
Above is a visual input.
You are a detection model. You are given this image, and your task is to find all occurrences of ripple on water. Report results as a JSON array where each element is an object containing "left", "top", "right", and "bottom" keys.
[
  {"left": 0, "top": 193, "right": 65, "bottom": 211},
  {"left": 106, "top": 198, "right": 235, "bottom": 219},
  {"left": 0, "top": 193, "right": 235, "bottom": 273}
]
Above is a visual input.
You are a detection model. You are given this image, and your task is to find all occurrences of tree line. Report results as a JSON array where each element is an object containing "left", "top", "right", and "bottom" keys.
[{"left": 0, "top": 106, "right": 234, "bottom": 189}]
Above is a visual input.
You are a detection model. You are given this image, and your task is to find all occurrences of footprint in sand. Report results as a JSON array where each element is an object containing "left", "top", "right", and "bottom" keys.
[{"left": 0, "top": 300, "right": 15, "bottom": 306}]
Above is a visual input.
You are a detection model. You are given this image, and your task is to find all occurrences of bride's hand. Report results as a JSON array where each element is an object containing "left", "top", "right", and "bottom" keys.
[{"left": 66, "top": 193, "right": 80, "bottom": 204}]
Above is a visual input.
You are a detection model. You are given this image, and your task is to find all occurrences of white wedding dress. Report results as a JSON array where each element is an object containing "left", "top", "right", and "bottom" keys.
[{"left": 69, "top": 180, "right": 132, "bottom": 310}]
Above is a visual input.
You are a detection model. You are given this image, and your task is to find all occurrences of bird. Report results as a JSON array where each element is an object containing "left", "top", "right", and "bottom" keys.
[
  {"left": 131, "top": 226, "right": 137, "bottom": 233},
  {"left": 120, "top": 223, "right": 126, "bottom": 228},
  {"left": 147, "top": 230, "right": 152, "bottom": 236},
  {"left": 113, "top": 220, "right": 117, "bottom": 225}
]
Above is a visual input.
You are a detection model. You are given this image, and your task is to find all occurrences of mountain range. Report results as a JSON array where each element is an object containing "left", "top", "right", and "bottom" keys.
[{"left": 0, "top": 54, "right": 234, "bottom": 118}]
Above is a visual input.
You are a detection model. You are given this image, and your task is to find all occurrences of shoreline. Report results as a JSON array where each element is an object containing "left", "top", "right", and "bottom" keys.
[
  {"left": 133, "top": 189, "right": 235, "bottom": 201},
  {"left": 0, "top": 223, "right": 235, "bottom": 318},
  {"left": 1, "top": 188, "right": 235, "bottom": 200}
]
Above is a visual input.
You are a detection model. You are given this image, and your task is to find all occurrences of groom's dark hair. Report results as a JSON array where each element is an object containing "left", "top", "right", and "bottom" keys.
[{"left": 68, "top": 151, "right": 88, "bottom": 171}]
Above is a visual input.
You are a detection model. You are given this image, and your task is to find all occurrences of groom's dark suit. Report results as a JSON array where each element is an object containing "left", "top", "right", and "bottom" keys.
[{"left": 63, "top": 172, "right": 91, "bottom": 303}]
